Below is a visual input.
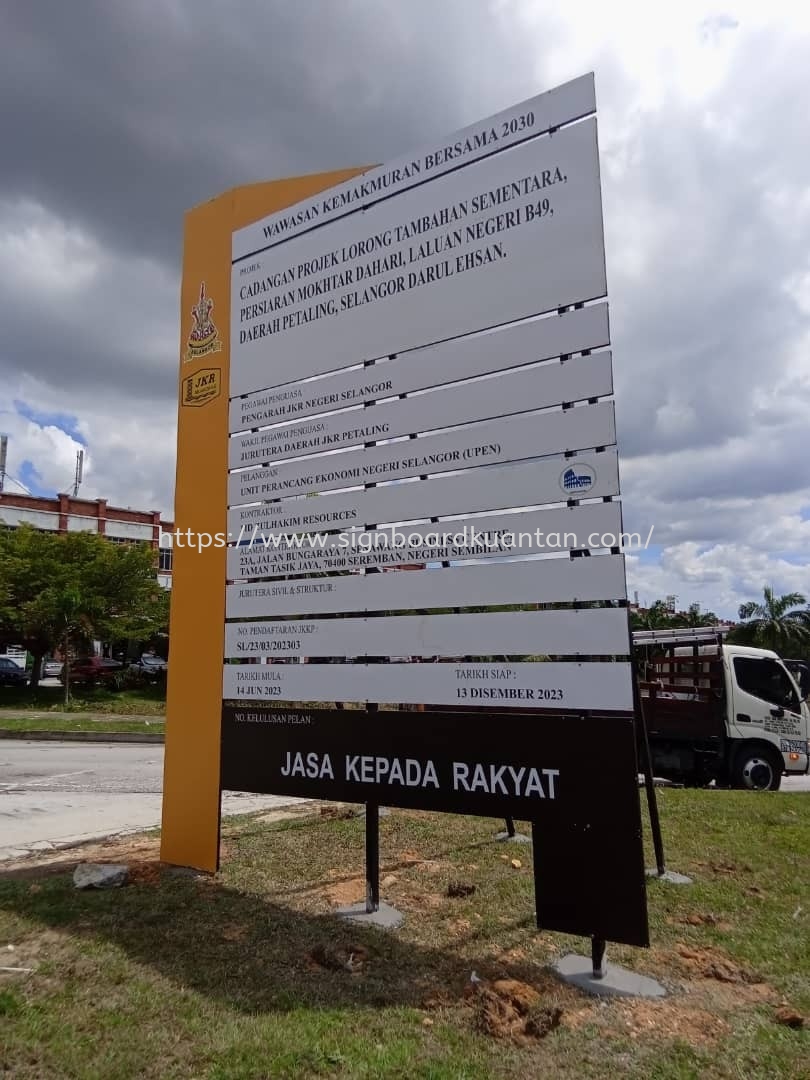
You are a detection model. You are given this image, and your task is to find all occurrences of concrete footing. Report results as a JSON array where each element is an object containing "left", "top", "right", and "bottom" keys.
[
  {"left": 646, "top": 868, "right": 693, "bottom": 885},
  {"left": 554, "top": 953, "right": 667, "bottom": 999},
  {"left": 335, "top": 901, "right": 404, "bottom": 929}
]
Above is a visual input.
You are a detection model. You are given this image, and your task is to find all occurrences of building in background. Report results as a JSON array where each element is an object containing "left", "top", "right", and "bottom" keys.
[{"left": 0, "top": 491, "right": 173, "bottom": 588}]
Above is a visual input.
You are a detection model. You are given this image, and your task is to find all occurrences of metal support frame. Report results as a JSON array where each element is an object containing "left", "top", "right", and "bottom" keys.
[
  {"left": 362, "top": 354, "right": 383, "bottom": 915},
  {"left": 591, "top": 936, "right": 606, "bottom": 978},
  {"left": 632, "top": 653, "right": 667, "bottom": 876},
  {"left": 365, "top": 800, "right": 380, "bottom": 912}
]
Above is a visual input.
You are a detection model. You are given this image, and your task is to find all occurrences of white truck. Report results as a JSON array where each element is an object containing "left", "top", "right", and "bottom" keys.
[{"left": 634, "top": 627, "right": 810, "bottom": 791}]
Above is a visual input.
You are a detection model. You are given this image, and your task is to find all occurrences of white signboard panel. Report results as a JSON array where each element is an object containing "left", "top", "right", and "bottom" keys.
[
  {"left": 230, "top": 117, "right": 606, "bottom": 395},
  {"left": 226, "top": 552, "right": 627, "bottom": 618},
  {"left": 227, "top": 501, "right": 623, "bottom": 580},
  {"left": 228, "top": 449, "right": 619, "bottom": 539},
  {"left": 229, "top": 352, "right": 612, "bottom": 468},
  {"left": 222, "top": 659, "right": 634, "bottom": 712},
  {"left": 225, "top": 608, "right": 629, "bottom": 659},
  {"left": 229, "top": 302, "right": 609, "bottom": 433},
  {"left": 228, "top": 400, "right": 615, "bottom": 506},
  {"left": 232, "top": 73, "right": 595, "bottom": 260}
]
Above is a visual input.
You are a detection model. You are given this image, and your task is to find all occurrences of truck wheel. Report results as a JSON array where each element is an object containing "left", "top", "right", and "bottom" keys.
[{"left": 731, "top": 746, "right": 783, "bottom": 791}]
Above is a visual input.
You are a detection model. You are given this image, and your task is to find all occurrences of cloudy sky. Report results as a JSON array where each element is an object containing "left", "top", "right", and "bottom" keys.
[{"left": 1, "top": 0, "right": 808, "bottom": 619}]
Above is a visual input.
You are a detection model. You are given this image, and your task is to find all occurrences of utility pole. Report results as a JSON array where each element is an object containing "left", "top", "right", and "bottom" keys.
[
  {"left": 72, "top": 449, "right": 84, "bottom": 497},
  {"left": 0, "top": 435, "right": 7, "bottom": 493}
]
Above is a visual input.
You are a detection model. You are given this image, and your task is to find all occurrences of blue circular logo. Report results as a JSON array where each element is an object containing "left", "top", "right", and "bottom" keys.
[{"left": 560, "top": 463, "right": 596, "bottom": 494}]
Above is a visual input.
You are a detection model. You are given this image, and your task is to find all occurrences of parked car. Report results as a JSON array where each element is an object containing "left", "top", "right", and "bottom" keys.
[
  {"left": 62, "top": 656, "right": 124, "bottom": 687},
  {"left": 129, "top": 655, "right": 168, "bottom": 679},
  {"left": 0, "top": 657, "right": 28, "bottom": 686},
  {"left": 42, "top": 659, "right": 63, "bottom": 678}
]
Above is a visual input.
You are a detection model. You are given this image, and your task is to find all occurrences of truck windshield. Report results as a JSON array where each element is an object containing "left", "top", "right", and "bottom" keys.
[
  {"left": 785, "top": 661, "right": 810, "bottom": 699},
  {"left": 733, "top": 657, "right": 799, "bottom": 711}
]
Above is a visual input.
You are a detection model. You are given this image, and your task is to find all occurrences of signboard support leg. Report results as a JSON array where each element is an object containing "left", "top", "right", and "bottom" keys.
[
  {"left": 591, "top": 937, "right": 606, "bottom": 978},
  {"left": 633, "top": 665, "right": 693, "bottom": 886},
  {"left": 631, "top": 667, "right": 666, "bottom": 875},
  {"left": 336, "top": 708, "right": 403, "bottom": 930},
  {"left": 555, "top": 934, "right": 666, "bottom": 999},
  {"left": 365, "top": 801, "right": 380, "bottom": 912},
  {"left": 495, "top": 815, "right": 531, "bottom": 843},
  {"left": 535, "top": 792, "right": 665, "bottom": 998}
]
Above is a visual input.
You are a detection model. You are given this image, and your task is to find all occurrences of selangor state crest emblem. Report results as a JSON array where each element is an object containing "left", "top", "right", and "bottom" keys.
[{"left": 184, "top": 282, "right": 223, "bottom": 362}]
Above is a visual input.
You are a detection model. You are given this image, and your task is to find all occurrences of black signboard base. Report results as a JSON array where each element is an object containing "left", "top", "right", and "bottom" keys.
[{"left": 221, "top": 703, "right": 650, "bottom": 948}]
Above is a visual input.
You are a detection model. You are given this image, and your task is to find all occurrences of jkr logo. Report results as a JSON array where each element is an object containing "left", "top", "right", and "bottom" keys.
[{"left": 182, "top": 367, "right": 221, "bottom": 408}]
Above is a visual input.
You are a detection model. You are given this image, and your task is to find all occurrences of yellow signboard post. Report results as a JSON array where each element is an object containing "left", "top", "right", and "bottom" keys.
[{"left": 161, "top": 167, "right": 371, "bottom": 872}]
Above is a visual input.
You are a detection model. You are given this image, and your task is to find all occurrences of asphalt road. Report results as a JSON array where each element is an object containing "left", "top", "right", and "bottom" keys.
[{"left": 0, "top": 740, "right": 309, "bottom": 861}]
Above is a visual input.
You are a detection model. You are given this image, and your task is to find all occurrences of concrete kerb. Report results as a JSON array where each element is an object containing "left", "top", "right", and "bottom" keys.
[
  {"left": 0, "top": 729, "right": 164, "bottom": 744},
  {"left": 0, "top": 800, "right": 323, "bottom": 866}
]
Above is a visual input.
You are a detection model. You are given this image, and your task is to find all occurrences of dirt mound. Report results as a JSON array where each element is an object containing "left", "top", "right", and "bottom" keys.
[
  {"left": 322, "top": 879, "right": 366, "bottom": 907},
  {"left": 669, "top": 912, "right": 733, "bottom": 931},
  {"left": 470, "top": 977, "right": 562, "bottom": 1043},
  {"left": 446, "top": 881, "right": 476, "bottom": 898},
  {"left": 616, "top": 1000, "right": 730, "bottom": 1046},
  {"left": 675, "top": 944, "right": 761, "bottom": 985},
  {"left": 127, "top": 860, "right": 163, "bottom": 886},
  {"left": 774, "top": 1006, "right": 804, "bottom": 1029},
  {"left": 306, "top": 942, "right": 371, "bottom": 974}
]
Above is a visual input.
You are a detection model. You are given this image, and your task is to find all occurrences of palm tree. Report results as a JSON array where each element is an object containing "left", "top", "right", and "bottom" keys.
[{"left": 733, "top": 587, "right": 810, "bottom": 653}]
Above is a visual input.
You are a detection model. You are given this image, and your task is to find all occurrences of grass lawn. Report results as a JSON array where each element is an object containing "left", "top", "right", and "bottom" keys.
[
  {"left": 0, "top": 790, "right": 807, "bottom": 1079},
  {"left": 0, "top": 683, "right": 166, "bottom": 716},
  {"left": 0, "top": 715, "right": 164, "bottom": 736}
]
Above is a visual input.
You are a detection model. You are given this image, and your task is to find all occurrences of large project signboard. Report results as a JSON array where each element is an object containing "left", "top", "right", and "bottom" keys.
[{"left": 180, "top": 71, "right": 648, "bottom": 947}]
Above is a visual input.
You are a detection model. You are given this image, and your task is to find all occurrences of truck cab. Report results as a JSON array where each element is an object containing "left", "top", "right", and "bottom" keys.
[{"left": 634, "top": 627, "right": 810, "bottom": 790}]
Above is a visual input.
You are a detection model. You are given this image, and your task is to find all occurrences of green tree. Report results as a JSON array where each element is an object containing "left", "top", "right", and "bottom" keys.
[
  {"left": 684, "top": 602, "right": 719, "bottom": 628},
  {"left": 730, "top": 586, "right": 810, "bottom": 654},
  {"left": 0, "top": 526, "right": 71, "bottom": 684},
  {"left": 630, "top": 599, "right": 679, "bottom": 631},
  {"left": 0, "top": 525, "right": 170, "bottom": 695}
]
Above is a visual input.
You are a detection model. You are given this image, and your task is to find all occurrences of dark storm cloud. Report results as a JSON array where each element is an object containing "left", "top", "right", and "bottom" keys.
[
  {"left": 0, "top": 0, "right": 541, "bottom": 406},
  {"left": 0, "top": 0, "right": 533, "bottom": 265}
]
